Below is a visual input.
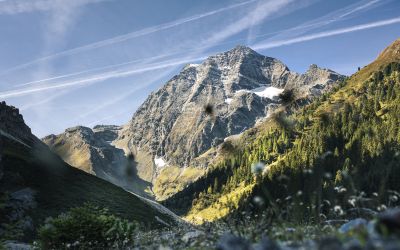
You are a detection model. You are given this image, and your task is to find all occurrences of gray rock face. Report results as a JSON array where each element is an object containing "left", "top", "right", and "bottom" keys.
[
  {"left": 44, "top": 46, "right": 344, "bottom": 199},
  {"left": 117, "top": 46, "right": 343, "bottom": 168},
  {"left": 0, "top": 101, "right": 37, "bottom": 146},
  {"left": 0, "top": 102, "right": 44, "bottom": 183}
]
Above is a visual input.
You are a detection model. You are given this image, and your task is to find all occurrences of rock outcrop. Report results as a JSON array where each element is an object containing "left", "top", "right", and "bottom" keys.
[{"left": 42, "top": 125, "right": 151, "bottom": 197}]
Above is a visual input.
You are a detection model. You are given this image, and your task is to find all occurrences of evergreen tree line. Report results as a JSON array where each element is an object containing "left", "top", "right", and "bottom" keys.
[{"left": 164, "top": 62, "right": 400, "bottom": 222}]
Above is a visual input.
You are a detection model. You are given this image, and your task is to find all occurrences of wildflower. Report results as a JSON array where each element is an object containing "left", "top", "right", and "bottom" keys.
[
  {"left": 323, "top": 200, "right": 331, "bottom": 207},
  {"left": 253, "top": 196, "right": 265, "bottom": 207},
  {"left": 390, "top": 195, "right": 399, "bottom": 203},
  {"left": 348, "top": 198, "right": 356, "bottom": 207},
  {"left": 251, "top": 162, "right": 265, "bottom": 175},
  {"left": 277, "top": 174, "right": 289, "bottom": 182},
  {"left": 303, "top": 169, "right": 313, "bottom": 175},
  {"left": 286, "top": 228, "right": 296, "bottom": 233},
  {"left": 296, "top": 190, "right": 303, "bottom": 197},
  {"left": 319, "top": 151, "right": 333, "bottom": 160},
  {"left": 334, "top": 205, "right": 344, "bottom": 216},
  {"left": 377, "top": 204, "right": 387, "bottom": 212}
]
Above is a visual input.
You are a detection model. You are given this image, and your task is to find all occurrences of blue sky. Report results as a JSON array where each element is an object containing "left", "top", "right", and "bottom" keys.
[{"left": 0, "top": 0, "right": 399, "bottom": 137}]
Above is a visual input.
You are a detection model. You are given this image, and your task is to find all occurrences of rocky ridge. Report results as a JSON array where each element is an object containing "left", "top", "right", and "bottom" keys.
[{"left": 42, "top": 125, "right": 151, "bottom": 197}]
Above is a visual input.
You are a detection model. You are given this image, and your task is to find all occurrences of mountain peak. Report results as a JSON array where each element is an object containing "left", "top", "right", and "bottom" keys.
[
  {"left": 352, "top": 38, "right": 400, "bottom": 83},
  {"left": 205, "top": 45, "right": 268, "bottom": 69},
  {"left": 377, "top": 38, "right": 400, "bottom": 62},
  {"left": 43, "top": 47, "right": 344, "bottom": 200},
  {"left": 225, "top": 45, "right": 260, "bottom": 57},
  {"left": 65, "top": 125, "right": 92, "bottom": 134},
  {"left": 0, "top": 101, "right": 33, "bottom": 145},
  {"left": 232, "top": 44, "right": 255, "bottom": 52}
]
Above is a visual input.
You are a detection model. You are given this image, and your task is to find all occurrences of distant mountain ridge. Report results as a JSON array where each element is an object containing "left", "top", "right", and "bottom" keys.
[{"left": 43, "top": 46, "right": 345, "bottom": 200}]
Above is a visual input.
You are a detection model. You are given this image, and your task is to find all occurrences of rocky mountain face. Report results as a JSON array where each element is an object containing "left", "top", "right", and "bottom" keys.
[
  {"left": 44, "top": 46, "right": 344, "bottom": 200},
  {"left": 0, "top": 101, "right": 39, "bottom": 146},
  {"left": 42, "top": 125, "right": 151, "bottom": 197},
  {"left": 1, "top": 101, "right": 37, "bottom": 186}
]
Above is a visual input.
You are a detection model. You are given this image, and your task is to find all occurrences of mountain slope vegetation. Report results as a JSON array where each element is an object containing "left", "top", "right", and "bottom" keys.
[
  {"left": 0, "top": 103, "right": 176, "bottom": 241},
  {"left": 164, "top": 39, "right": 400, "bottom": 224}
]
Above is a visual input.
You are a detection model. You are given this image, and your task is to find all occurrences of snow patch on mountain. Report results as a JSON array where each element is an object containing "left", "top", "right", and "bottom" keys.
[
  {"left": 237, "top": 86, "right": 284, "bottom": 99},
  {"left": 154, "top": 157, "right": 167, "bottom": 168},
  {"left": 225, "top": 98, "right": 233, "bottom": 104}
]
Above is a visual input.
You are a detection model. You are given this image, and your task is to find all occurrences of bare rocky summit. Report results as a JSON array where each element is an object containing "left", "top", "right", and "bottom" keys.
[{"left": 43, "top": 46, "right": 344, "bottom": 199}]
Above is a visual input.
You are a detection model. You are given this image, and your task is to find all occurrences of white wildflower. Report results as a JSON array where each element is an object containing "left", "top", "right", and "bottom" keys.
[
  {"left": 348, "top": 198, "right": 356, "bottom": 207},
  {"left": 251, "top": 162, "right": 265, "bottom": 175},
  {"left": 377, "top": 204, "right": 387, "bottom": 211}
]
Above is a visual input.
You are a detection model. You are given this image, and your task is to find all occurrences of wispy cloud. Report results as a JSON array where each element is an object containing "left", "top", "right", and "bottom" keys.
[
  {"left": 258, "top": 0, "right": 387, "bottom": 43},
  {"left": 73, "top": 66, "right": 179, "bottom": 122},
  {"left": 0, "top": 55, "right": 208, "bottom": 99},
  {"left": 4, "top": 0, "right": 389, "bottom": 100},
  {"left": 0, "top": 0, "right": 256, "bottom": 75},
  {"left": 3, "top": 0, "right": 390, "bottom": 112},
  {"left": 201, "top": 0, "right": 294, "bottom": 46},
  {"left": 0, "top": 0, "right": 104, "bottom": 15},
  {"left": 338, "top": 0, "right": 381, "bottom": 19},
  {"left": 3, "top": 0, "right": 295, "bottom": 100},
  {"left": 16, "top": 55, "right": 165, "bottom": 87},
  {"left": 253, "top": 16, "right": 400, "bottom": 50}
]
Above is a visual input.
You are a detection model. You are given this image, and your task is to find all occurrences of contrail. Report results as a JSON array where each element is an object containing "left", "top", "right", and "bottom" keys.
[
  {"left": 74, "top": 66, "right": 178, "bottom": 121},
  {"left": 13, "top": 0, "right": 288, "bottom": 88},
  {"left": 15, "top": 0, "right": 383, "bottom": 88},
  {"left": 0, "top": 0, "right": 256, "bottom": 75},
  {"left": 0, "top": 56, "right": 207, "bottom": 99},
  {"left": 4, "top": 2, "right": 392, "bottom": 100},
  {"left": 16, "top": 53, "right": 173, "bottom": 87},
  {"left": 338, "top": 0, "right": 381, "bottom": 19},
  {"left": 253, "top": 17, "right": 400, "bottom": 50},
  {"left": 257, "top": 0, "right": 386, "bottom": 43},
  {"left": 8, "top": 15, "right": 397, "bottom": 100}
]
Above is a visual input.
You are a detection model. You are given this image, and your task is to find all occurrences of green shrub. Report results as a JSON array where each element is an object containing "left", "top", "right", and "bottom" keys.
[
  {"left": 37, "top": 203, "right": 136, "bottom": 249},
  {"left": 0, "top": 193, "right": 24, "bottom": 243}
]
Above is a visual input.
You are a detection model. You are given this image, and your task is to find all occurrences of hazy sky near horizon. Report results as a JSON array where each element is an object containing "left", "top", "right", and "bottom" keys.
[{"left": 0, "top": 0, "right": 399, "bottom": 137}]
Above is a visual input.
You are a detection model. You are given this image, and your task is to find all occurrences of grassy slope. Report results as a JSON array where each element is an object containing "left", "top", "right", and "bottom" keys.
[
  {"left": 184, "top": 182, "right": 255, "bottom": 224},
  {"left": 154, "top": 165, "right": 205, "bottom": 201},
  {"left": 1, "top": 137, "right": 175, "bottom": 239},
  {"left": 178, "top": 38, "right": 400, "bottom": 223}
]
